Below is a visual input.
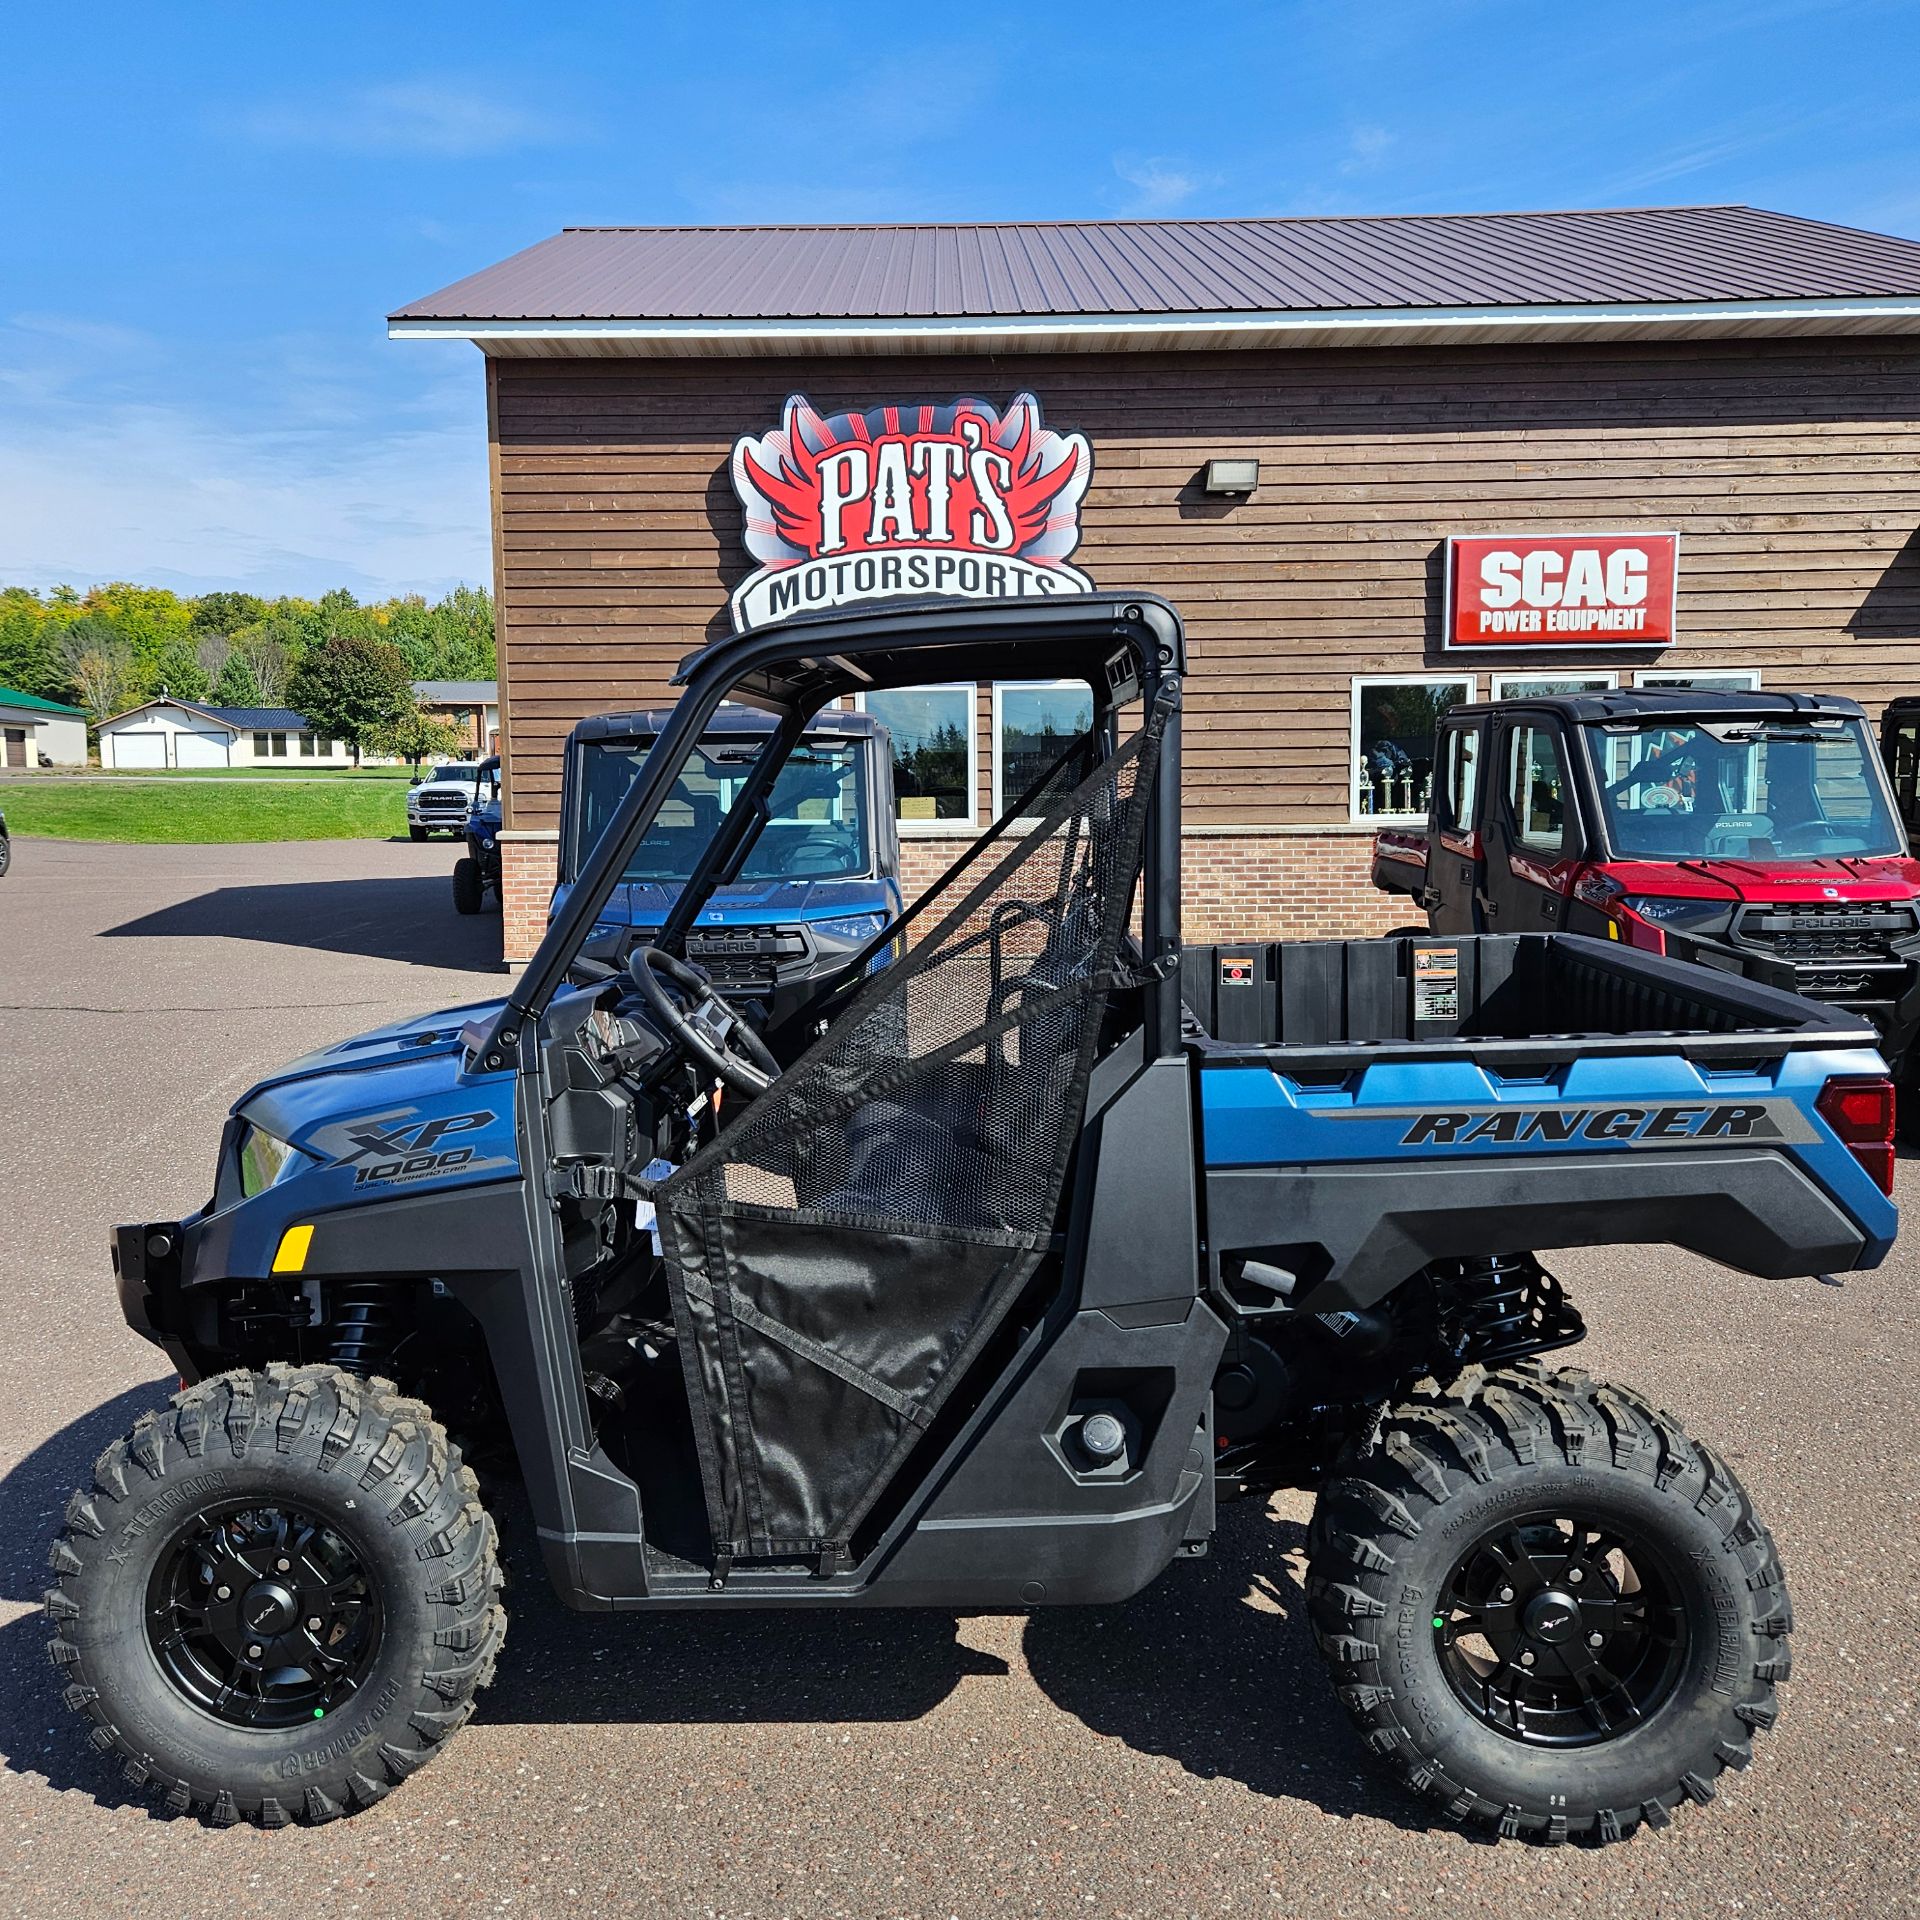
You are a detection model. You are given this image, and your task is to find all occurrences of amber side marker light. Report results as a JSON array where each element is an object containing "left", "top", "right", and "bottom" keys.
[{"left": 1815, "top": 1075, "right": 1897, "bottom": 1195}]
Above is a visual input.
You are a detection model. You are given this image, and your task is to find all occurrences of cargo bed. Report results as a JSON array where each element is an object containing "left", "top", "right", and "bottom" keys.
[{"left": 1180, "top": 931, "right": 1877, "bottom": 1068}]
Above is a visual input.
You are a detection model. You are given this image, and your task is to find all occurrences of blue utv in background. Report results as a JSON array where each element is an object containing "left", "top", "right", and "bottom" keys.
[
  {"left": 451, "top": 755, "right": 502, "bottom": 915},
  {"left": 552, "top": 705, "right": 903, "bottom": 1026}
]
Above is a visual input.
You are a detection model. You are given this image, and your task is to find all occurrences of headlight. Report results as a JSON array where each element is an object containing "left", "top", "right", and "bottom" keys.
[
  {"left": 1621, "top": 896, "right": 1731, "bottom": 932},
  {"left": 236, "top": 1123, "right": 305, "bottom": 1198},
  {"left": 810, "top": 913, "right": 888, "bottom": 945}
]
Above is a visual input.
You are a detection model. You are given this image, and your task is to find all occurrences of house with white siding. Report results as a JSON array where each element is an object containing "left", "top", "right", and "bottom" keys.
[{"left": 96, "top": 700, "right": 351, "bottom": 768}]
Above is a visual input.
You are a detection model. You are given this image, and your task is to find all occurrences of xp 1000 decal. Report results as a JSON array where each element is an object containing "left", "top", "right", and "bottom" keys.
[{"left": 307, "top": 1106, "right": 514, "bottom": 1188}]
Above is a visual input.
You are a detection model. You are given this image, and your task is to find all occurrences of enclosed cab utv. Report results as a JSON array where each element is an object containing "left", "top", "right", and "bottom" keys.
[
  {"left": 1879, "top": 695, "right": 1920, "bottom": 853},
  {"left": 552, "top": 705, "right": 903, "bottom": 1027},
  {"left": 451, "top": 755, "right": 502, "bottom": 915},
  {"left": 1375, "top": 688, "right": 1920, "bottom": 1091},
  {"left": 58, "top": 599, "right": 1898, "bottom": 1843}
]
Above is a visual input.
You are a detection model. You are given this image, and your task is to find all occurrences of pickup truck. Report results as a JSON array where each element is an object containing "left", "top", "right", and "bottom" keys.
[
  {"left": 1374, "top": 687, "right": 1920, "bottom": 1090},
  {"left": 59, "top": 598, "right": 1896, "bottom": 1847},
  {"left": 552, "top": 705, "right": 904, "bottom": 1027}
]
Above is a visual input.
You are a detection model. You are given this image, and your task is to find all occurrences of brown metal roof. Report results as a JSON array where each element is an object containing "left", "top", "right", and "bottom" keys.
[{"left": 391, "top": 206, "right": 1920, "bottom": 324}]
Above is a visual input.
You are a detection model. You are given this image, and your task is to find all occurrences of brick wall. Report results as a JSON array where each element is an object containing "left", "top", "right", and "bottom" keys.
[{"left": 499, "top": 826, "right": 1401, "bottom": 965}]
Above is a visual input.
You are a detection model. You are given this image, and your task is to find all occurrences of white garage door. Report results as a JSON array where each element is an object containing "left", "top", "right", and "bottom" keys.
[
  {"left": 112, "top": 731, "right": 167, "bottom": 767},
  {"left": 174, "top": 730, "right": 230, "bottom": 768}
]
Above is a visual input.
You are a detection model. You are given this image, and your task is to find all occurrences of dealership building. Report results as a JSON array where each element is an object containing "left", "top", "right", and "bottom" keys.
[{"left": 388, "top": 205, "right": 1920, "bottom": 963}]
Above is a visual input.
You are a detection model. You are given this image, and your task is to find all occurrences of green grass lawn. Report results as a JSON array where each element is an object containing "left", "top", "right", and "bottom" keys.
[
  {"left": 2, "top": 778, "right": 414, "bottom": 842},
  {"left": 79, "top": 765, "right": 417, "bottom": 780}
]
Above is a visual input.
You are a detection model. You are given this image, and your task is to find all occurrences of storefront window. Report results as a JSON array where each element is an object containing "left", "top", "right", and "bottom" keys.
[
  {"left": 1352, "top": 679, "right": 1473, "bottom": 820},
  {"left": 1633, "top": 670, "right": 1762, "bottom": 690},
  {"left": 995, "top": 681, "right": 1095, "bottom": 816},
  {"left": 860, "top": 685, "right": 974, "bottom": 828},
  {"left": 1491, "top": 672, "right": 1618, "bottom": 699}
]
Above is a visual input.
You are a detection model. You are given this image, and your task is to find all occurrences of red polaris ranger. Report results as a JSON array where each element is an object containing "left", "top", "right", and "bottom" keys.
[{"left": 1374, "top": 688, "right": 1920, "bottom": 1098}]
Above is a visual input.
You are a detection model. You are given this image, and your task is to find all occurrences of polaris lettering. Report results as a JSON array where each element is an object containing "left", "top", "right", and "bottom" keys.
[{"left": 1400, "top": 1102, "right": 1778, "bottom": 1146}]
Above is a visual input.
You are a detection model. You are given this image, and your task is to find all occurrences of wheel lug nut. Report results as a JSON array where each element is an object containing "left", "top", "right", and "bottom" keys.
[
  {"left": 1568, "top": 1568, "right": 1583, "bottom": 1584},
  {"left": 307, "top": 1617, "right": 323, "bottom": 1632},
  {"left": 275, "top": 1559, "right": 290, "bottom": 1573},
  {"left": 1519, "top": 1650, "right": 1535, "bottom": 1666},
  {"left": 247, "top": 1644, "right": 264, "bottom": 1659},
  {"left": 1499, "top": 1587, "right": 1514, "bottom": 1602},
  {"left": 1588, "top": 1631, "right": 1605, "bottom": 1648},
  {"left": 216, "top": 1586, "right": 231, "bottom": 1600}
]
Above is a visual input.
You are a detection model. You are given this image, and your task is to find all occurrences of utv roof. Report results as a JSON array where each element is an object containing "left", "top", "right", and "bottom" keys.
[
  {"left": 1452, "top": 688, "right": 1868, "bottom": 724},
  {"left": 565, "top": 702, "right": 889, "bottom": 745}
]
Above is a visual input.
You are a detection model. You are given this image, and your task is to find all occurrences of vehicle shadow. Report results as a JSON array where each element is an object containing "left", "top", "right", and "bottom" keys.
[
  {"left": 101, "top": 878, "right": 503, "bottom": 973},
  {"left": 3, "top": 1394, "right": 1426, "bottom": 1839},
  {"left": 0, "top": 1378, "right": 173, "bottom": 1815},
  {"left": 1022, "top": 1500, "right": 1436, "bottom": 1836}
]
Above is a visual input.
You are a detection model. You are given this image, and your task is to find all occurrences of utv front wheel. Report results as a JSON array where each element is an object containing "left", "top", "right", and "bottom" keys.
[
  {"left": 451, "top": 856, "right": 483, "bottom": 915},
  {"left": 45, "top": 1366, "right": 504, "bottom": 1825},
  {"left": 1308, "top": 1365, "right": 1788, "bottom": 1843}
]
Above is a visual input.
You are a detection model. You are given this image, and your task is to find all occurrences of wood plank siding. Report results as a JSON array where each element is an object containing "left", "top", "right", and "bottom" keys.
[{"left": 489, "top": 338, "right": 1920, "bottom": 831}]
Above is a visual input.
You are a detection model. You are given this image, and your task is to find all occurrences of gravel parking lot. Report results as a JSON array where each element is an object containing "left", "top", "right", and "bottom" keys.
[{"left": 1, "top": 838, "right": 1916, "bottom": 1918}]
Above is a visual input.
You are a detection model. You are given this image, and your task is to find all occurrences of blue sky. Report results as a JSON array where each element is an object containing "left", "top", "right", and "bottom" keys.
[{"left": 5, "top": 0, "right": 1919, "bottom": 600}]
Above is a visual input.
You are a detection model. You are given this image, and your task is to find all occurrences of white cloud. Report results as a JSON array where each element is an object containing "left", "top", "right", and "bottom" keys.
[
  {"left": 0, "top": 324, "right": 491, "bottom": 599},
  {"left": 1340, "top": 125, "right": 1395, "bottom": 176},
  {"left": 1112, "top": 154, "right": 1218, "bottom": 216},
  {"left": 237, "top": 78, "right": 581, "bottom": 158}
]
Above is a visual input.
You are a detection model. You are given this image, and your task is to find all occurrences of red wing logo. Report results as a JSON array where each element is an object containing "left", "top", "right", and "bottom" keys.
[{"left": 728, "top": 393, "right": 1094, "bottom": 631}]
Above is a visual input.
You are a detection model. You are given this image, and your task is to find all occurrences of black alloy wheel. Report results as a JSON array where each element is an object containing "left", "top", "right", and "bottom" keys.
[
  {"left": 1308, "top": 1362, "right": 1791, "bottom": 1843},
  {"left": 146, "top": 1501, "right": 382, "bottom": 1730},
  {"left": 1432, "top": 1509, "right": 1688, "bottom": 1748}
]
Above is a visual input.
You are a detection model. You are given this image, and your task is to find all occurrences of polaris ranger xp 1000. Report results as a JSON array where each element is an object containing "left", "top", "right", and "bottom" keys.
[{"left": 55, "top": 597, "right": 1899, "bottom": 1840}]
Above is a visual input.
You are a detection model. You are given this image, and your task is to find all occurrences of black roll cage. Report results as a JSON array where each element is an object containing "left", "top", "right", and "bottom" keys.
[{"left": 482, "top": 593, "right": 1189, "bottom": 1067}]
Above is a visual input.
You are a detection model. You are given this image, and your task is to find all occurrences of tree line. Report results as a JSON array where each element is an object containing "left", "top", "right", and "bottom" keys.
[
  {"left": 0, "top": 581, "right": 497, "bottom": 766},
  {"left": 0, "top": 582, "right": 495, "bottom": 722}
]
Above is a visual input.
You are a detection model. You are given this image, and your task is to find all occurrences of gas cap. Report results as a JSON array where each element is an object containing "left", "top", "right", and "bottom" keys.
[{"left": 1079, "top": 1412, "right": 1127, "bottom": 1463}]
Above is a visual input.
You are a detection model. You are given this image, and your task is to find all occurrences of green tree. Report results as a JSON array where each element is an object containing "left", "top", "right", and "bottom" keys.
[
  {"left": 286, "top": 632, "right": 413, "bottom": 765},
  {"left": 213, "top": 650, "right": 263, "bottom": 706},
  {"left": 140, "top": 638, "right": 212, "bottom": 703},
  {"left": 228, "top": 614, "right": 302, "bottom": 705},
  {"left": 190, "top": 591, "right": 268, "bottom": 637},
  {"left": 0, "top": 588, "right": 69, "bottom": 701},
  {"left": 367, "top": 703, "right": 461, "bottom": 770}
]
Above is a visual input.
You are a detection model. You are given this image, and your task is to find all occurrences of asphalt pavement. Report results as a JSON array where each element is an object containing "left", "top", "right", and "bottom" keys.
[{"left": 0, "top": 837, "right": 1915, "bottom": 1918}]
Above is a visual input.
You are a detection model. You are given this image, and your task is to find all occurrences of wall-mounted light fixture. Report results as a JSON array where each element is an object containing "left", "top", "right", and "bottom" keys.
[{"left": 1201, "top": 457, "right": 1260, "bottom": 497}]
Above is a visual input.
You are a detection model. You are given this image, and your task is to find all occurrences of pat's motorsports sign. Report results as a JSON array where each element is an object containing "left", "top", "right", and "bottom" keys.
[
  {"left": 1444, "top": 532, "right": 1679, "bottom": 649},
  {"left": 728, "top": 393, "right": 1094, "bottom": 632}
]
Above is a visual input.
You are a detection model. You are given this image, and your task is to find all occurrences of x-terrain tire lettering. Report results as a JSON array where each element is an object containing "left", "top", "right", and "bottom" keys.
[
  {"left": 1308, "top": 1363, "right": 1788, "bottom": 1843},
  {"left": 45, "top": 1366, "right": 505, "bottom": 1826}
]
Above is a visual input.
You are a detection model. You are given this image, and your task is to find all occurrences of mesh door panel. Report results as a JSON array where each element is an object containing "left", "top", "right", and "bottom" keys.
[{"left": 658, "top": 711, "right": 1164, "bottom": 1561}]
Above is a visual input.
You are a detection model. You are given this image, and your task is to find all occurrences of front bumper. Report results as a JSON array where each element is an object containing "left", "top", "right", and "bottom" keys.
[{"left": 113, "top": 1216, "right": 199, "bottom": 1373}]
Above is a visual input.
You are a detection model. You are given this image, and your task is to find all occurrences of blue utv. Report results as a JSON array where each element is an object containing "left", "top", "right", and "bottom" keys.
[
  {"left": 551, "top": 705, "right": 904, "bottom": 1029},
  {"left": 56, "top": 596, "right": 1898, "bottom": 1843}
]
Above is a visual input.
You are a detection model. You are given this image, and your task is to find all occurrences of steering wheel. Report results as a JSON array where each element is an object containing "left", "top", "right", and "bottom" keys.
[{"left": 626, "top": 946, "right": 778, "bottom": 1096}]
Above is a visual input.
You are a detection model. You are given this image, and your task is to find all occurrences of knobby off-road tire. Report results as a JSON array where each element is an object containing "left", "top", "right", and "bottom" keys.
[
  {"left": 45, "top": 1365, "right": 505, "bottom": 1826},
  {"left": 1308, "top": 1363, "right": 1789, "bottom": 1844},
  {"left": 451, "top": 856, "right": 483, "bottom": 915}
]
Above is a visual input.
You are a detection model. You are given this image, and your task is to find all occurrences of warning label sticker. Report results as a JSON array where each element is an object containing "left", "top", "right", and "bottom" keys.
[{"left": 1413, "top": 945, "right": 1460, "bottom": 1023}]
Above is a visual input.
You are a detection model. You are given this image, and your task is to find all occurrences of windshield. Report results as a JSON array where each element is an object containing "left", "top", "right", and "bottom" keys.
[
  {"left": 579, "top": 735, "right": 872, "bottom": 884},
  {"left": 1583, "top": 716, "right": 1903, "bottom": 860},
  {"left": 427, "top": 765, "right": 479, "bottom": 785}
]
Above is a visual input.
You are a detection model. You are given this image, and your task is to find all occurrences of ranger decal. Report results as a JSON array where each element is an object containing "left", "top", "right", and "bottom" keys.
[{"left": 1399, "top": 1102, "right": 1782, "bottom": 1147}]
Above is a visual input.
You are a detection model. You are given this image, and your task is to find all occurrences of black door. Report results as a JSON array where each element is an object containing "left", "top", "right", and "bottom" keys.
[
  {"left": 1482, "top": 717, "right": 1581, "bottom": 932},
  {"left": 1425, "top": 715, "right": 1487, "bottom": 934}
]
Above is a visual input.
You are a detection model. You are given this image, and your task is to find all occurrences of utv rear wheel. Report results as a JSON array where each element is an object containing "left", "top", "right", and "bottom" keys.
[
  {"left": 451, "top": 857, "right": 483, "bottom": 915},
  {"left": 45, "top": 1365, "right": 504, "bottom": 1826},
  {"left": 1308, "top": 1364, "right": 1788, "bottom": 1844}
]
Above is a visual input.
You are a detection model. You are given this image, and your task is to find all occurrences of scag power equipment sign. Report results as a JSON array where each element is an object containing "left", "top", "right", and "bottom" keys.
[
  {"left": 1445, "top": 532, "right": 1679, "bottom": 649},
  {"left": 727, "top": 393, "right": 1094, "bottom": 631}
]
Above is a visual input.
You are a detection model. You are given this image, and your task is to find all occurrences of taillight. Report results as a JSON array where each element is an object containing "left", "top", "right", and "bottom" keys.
[{"left": 1816, "top": 1075, "right": 1897, "bottom": 1195}]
